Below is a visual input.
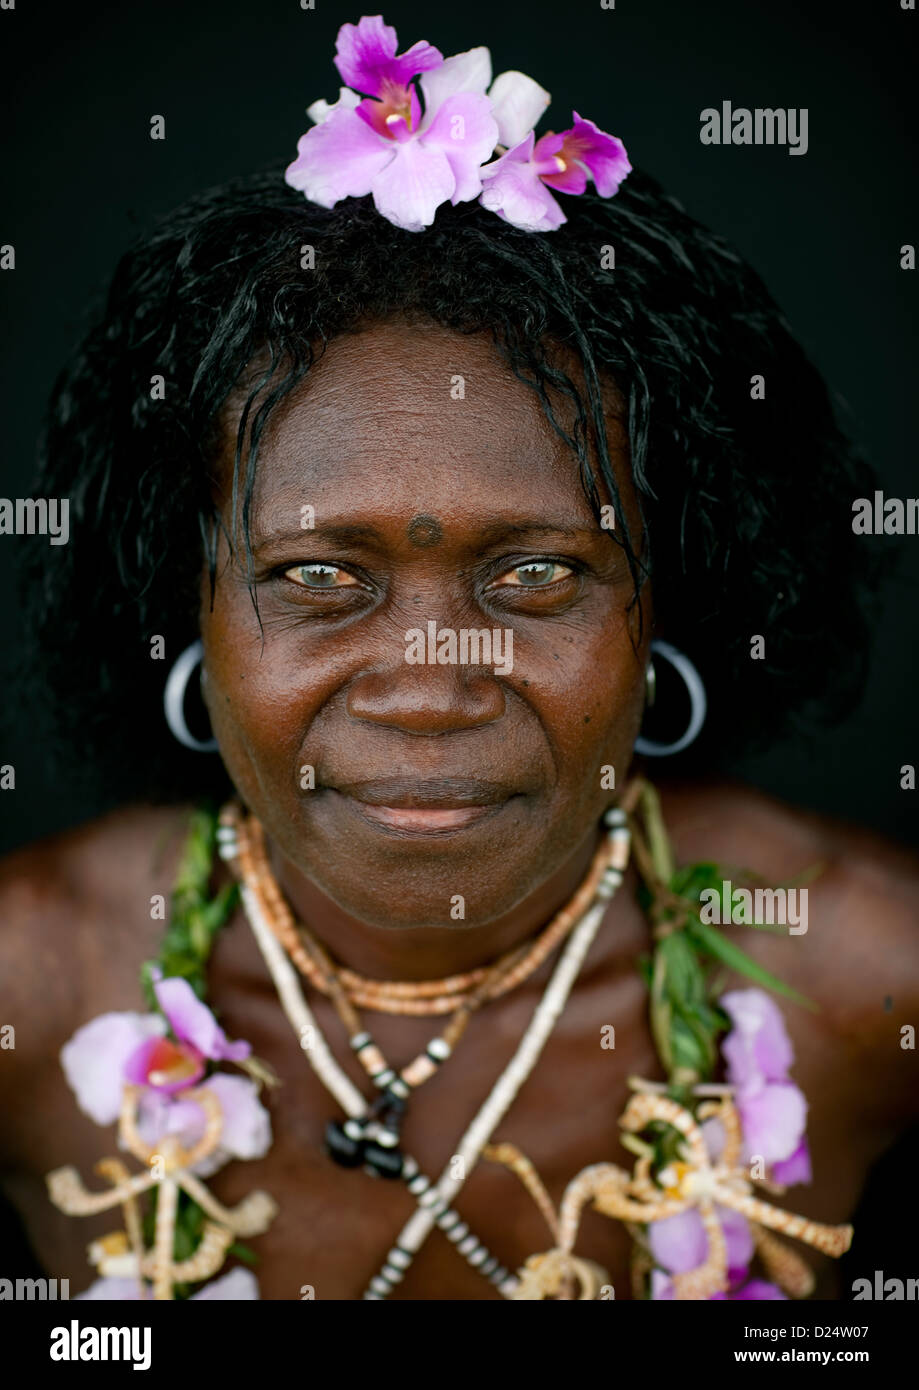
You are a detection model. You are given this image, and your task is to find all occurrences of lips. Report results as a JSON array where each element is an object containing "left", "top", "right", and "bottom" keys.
[{"left": 324, "top": 776, "right": 516, "bottom": 837}]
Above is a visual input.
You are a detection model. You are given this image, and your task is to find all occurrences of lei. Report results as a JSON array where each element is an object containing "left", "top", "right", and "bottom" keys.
[{"left": 47, "top": 783, "right": 853, "bottom": 1300}]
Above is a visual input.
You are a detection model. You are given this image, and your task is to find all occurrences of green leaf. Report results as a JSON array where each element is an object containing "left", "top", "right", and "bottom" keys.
[
  {"left": 670, "top": 998, "right": 718, "bottom": 1075},
  {"left": 227, "top": 1241, "right": 259, "bottom": 1266},
  {"left": 685, "top": 920, "right": 816, "bottom": 1009},
  {"left": 649, "top": 948, "right": 673, "bottom": 1073},
  {"left": 660, "top": 932, "right": 706, "bottom": 1006},
  {"left": 668, "top": 1012, "right": 710, "bottom": 1075},
  {"left": 669, "top": 862, "right": 721, "bottom": 899},
  {"left": 636, "top": 953, "right": 654, "bottom": 990}
]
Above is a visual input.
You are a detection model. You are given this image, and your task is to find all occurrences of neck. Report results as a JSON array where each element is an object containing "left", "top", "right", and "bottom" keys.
[{"left": 266, "top": 825, "right": 605, "bottom": 982}]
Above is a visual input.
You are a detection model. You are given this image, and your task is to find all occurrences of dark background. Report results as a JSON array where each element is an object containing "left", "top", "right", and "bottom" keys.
[
  {"left": 0, "top": 0, "right": 916, "bottom": 1286},
  {"left": 1, "top": 0, "right": 917, "bottom": 849}
]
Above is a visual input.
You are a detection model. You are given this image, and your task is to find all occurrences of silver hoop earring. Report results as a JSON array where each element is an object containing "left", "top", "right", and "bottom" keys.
[
  {"left": 634, "top": 639, "right": 706, "bottom": 758},
  {"left": 163, "top": 640, "right": 219, "bottom": 752}
]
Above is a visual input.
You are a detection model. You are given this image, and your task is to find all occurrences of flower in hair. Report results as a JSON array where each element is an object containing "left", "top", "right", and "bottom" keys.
[
  {"left": 286, "top": 15, "right": 499, "bottom": 232},
  {"left": 480, "top": 115, "right": 631, "bottom": 232},
  {"left": 285, "top": 14, "right": 629, "bottom": 233}
]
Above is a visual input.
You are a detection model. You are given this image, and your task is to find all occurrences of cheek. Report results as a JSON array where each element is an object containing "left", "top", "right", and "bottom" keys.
[
  {"left": 516, "top": 605, "right": 648, "bottom": 784},
  {"left": 199, "top": 569, "right": 649, "bottom": 817},
  {"left": 198, "top": 592, "right": 323, "bottom": 793}
]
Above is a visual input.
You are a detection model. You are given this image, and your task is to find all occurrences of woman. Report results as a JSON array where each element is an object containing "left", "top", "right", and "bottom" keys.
[{"left": 1, "top": 16, "right": 917, "bottom": 1302}]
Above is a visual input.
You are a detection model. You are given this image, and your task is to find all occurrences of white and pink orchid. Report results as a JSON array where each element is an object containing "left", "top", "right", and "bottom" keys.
[
  {"left": 60, "top": 971, "right": 271, "bottom": 1177},
  {"left": 284, "top": 14, "right": 628, "bottom": 232},
  {"left": 720, "top": 987, "right": 811, "bottom": 1175},
  {"left": 480, "top": 116, "right": 631, "bottom": 232}
]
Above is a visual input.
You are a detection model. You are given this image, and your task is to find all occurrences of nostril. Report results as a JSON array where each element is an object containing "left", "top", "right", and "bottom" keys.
[{"left": 346, "top": 662, "right": 507, "bottom": 734}]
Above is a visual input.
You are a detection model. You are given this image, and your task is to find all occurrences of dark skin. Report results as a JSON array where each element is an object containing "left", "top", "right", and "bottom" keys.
[{"left": 1, "top": 323, "right": 918, "bottom": 1301}]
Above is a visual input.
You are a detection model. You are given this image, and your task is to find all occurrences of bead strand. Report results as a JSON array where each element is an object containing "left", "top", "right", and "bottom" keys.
[
  {"left": 237, "top": 808, "right": 614, "bottom": 1015},
  {"left": 222, "top": 802, "right": 631, "bottom": 1299},
  {"left": 223, "top": 817, "right": 519, "bottom": 1296},
  {"left": 361, "top": 860, "right": 628, "bottom": 1299}
]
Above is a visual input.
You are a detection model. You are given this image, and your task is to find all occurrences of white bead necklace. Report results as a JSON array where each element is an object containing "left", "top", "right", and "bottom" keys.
[
  {"left": 226, "top": 807, "right": 630, "bottom": 1299},
  {"left": 232, "top": 855, "right": 519, "bottom": 1293}
]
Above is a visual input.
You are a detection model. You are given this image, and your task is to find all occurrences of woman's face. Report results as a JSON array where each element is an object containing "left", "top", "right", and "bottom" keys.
[{"left": 201, "top": 321, "right": 650, "bottom": 931}]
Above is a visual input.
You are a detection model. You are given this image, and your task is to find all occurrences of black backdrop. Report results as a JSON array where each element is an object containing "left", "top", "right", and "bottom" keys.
[
  {"left": 0, "top": 0, "right": 916, "bottom": 1287},
  {"left": 1, "top": 0, "right": 917, "bottom": 850}
]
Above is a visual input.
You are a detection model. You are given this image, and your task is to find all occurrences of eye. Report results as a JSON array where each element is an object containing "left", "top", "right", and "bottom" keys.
[
  {"left": 283, "top": 563, "right": 362, "bottom": 590},
  {"left": 494, "top": 560, "right": 575, "bottom": 588}
]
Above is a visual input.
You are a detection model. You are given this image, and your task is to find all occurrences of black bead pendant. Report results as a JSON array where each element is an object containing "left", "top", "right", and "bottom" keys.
[
  {"left": 363, "top": 1140, "right": 405, "bottom": 1180},
  {"left": 325, "top": 1118, "right": 365, "bottom": 1168}
]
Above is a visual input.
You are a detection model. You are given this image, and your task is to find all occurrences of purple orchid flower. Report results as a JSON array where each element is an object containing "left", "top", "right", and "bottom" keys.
[
  {"left": 135, "top": 1072, "right": 271, "bottom": 1178},
  {"left": 651, "top": 1268, "right": 787, "bottom": 1301},
  {"left": 649, "top": 1206, "right": 786, "bottom": 1301},
  {"left": 479, "top": 114, "right": 631, "bottom": 231},
  {"left": 121, "top": 971, "right": 251, "bottom": 1095},
  {"left": 59, "top": 976, "right": 269, "bottom": 1176},
  {"left": 285, "top": 15, "right": 499, "bottom": 232},
  {"left": 650, "top": 1199, "right": 753, "bottom": 1277},
  {"left": 647, "top": 1090, "right": 791, "bottom": 1301},
  {"left": 720, "top": 988, "right": 810, "bottom": 1169}
]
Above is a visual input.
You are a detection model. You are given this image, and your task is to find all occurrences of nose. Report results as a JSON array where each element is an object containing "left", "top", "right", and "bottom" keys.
[{"left": 346, "top": 659, "right": 507, "bottom": 734}]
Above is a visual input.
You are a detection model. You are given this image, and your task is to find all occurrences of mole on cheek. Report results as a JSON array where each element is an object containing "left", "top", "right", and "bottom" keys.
[{"left": 406, "top": 514, "right": 444, "bottom": 548}]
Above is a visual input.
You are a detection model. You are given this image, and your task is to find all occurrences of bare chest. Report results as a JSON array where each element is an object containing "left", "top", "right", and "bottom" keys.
[{"left": 10, "top": 912, "right": 886, "bottom": 1302}]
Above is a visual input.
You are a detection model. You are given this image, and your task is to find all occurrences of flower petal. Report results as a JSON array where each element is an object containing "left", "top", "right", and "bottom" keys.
[
  {"left": 419, "top": 93, "right": 499, "bottom": 203},
  {"left": 75, "top": 1268, "right": 260, "bottom": 1300},
  {"left": 771, "top": 1136, "right": 813, "bottom": 1186},
  {"left": 480, "top": 142, "right": 566, "bottom": 231},
  {"left": 153, "top": 976, "right": 251, "bottom": 1063},
  {"left": 540, "top": 159, "right": 588, "bottom": 195},
  {"left": 481, "top": 130, "right": 535, "bottom": 170},
  {"left": 204, "top": 1073, "right": 273, "bottom": 1163},
  {"left": 61, "top": 1012, "right": 166, "bottom": 1126},
  {"left": 555, "top": 112, "right": 631, "bottom": 197},
  {"left": 701, "top": 1115, "right": 726, "bottom": 1161},
  {"left": 732, "top": 1279, "right": 788, "bottom": 1300},
  {"left": 132, "top": 1075, "right": 271, "bottom": 1177},
  {"left": 648, "top": 1208, "right": 708, "bottom": 1273},
  {"left": 739, "top": 1080, "right": 808, "bottom": 1163},
  {"left": 419, "top": 46, "right": 492, "bottom": 122},
  {"left": 133, "top": 1089, "right": 207, "bottom": 1150},
  {"left": 286, "top": 107, "right": 395, "bottom": 209},
  {"left": 190, "top": 1267, "right": 260, "bottom": 1300},
  {"left": 715, "top": 1204, "right": 754, "bottom": 1269},
  {"left": 488, "top": 70, "right": 551, "bottom": 148},
  {"left": 123, "top": 1035, "right": 205, "bottom": 1092},
  {"left": 333, "top": 16, "right": 442, "bottom": 97},
  {"left": 307, "top": 86, "right": 361, "bottom": 126},
  {"left": 370, "top": 139, "right": 456, "bottom": 231},
  {"left": 650, "top": 1268, "right": 675, "bottom": 1300},
  {"left": 75, "top": 1276, "right": 147, "bottom": 1301},
  {"left": 721, "top": 987, "right": 795, "bottom": 1086},
  {"left": 475, "top": 168, "right": 561, "bottom": 233}
]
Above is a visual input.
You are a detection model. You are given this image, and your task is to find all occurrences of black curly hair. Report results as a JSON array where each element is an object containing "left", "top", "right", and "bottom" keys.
[{"left": 19, "top": 160, "right": 881, "bottom": 808}]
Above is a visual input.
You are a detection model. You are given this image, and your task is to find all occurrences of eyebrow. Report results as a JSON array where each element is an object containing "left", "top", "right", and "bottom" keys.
[
  {"left": 249, "top": 518, "right": 601, "bottom": 554},
  {"left": 474, "top": 521, "right": 599, "bottom": 544},
  {"left": 250, "top": 523, "right": 381, "bottom": 553}
]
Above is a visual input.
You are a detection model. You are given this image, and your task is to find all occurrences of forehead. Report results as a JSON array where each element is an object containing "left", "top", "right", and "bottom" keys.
[{"left": 222, "top": 322, "right": 619, "bottom": 526}]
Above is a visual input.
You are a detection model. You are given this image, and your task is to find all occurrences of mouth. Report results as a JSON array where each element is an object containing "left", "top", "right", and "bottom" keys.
[{"left": 324, "top": 776, "right": 516, "bottom": 838}]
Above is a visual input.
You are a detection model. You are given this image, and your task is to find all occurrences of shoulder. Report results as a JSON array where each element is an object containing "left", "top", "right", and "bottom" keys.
[
  {"left": 658, "top": 776, "right": 919, "bottom": 900},
  {"left": 657, "top": 779, "right": 919, "bottom": 1113},
  {"left": 0, "top": 803, "right": 199, "bottom": 1069},
  {"left": 661, "top": 774, "right": 918, "bottom": 903}
]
